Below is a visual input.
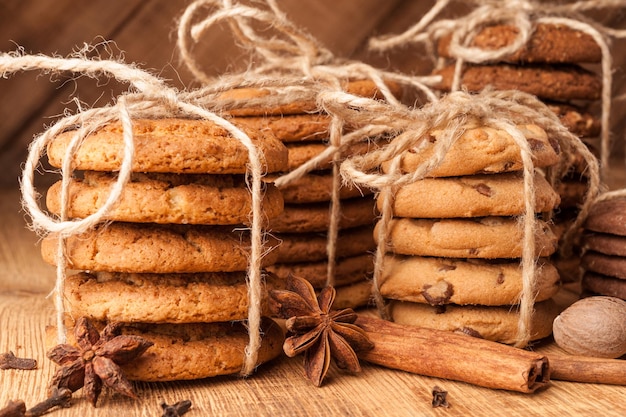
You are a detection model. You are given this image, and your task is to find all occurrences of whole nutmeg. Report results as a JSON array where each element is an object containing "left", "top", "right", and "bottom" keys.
[{"left": 553, "top": 296, "right": 626, "bottom": 358}]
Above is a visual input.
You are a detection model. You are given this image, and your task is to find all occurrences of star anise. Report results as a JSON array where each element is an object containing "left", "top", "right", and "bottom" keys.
[
  {"left": 46, "top": 317, "right": 153, "bottom": 407},
  {"left": 269, "top": 275, "right": 374, "bottom": 386}
]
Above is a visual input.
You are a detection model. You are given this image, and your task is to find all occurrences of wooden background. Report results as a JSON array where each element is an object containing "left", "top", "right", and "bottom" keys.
[{"left": 1, "top": 0, "right": 626, "bottom": 189}]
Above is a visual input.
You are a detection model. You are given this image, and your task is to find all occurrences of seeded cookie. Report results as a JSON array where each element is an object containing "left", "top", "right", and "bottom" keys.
[
  {"left": 581, "top": 251, "right": 626, "bottom": 279},
  {"left": 584, "top": 198, "right": 626, "bottom": 236},
  {"left": 275, "top": 226, "right": 375, "bottom": 263},
  {"left": 269, "top": 196, "right": 377, "bottom": 233},
  {"left": 266, "top": 253, "right": 374, "bottom": 288},
  {"left": 48, "top": 318, "right": 284, "bottom": 381},
  {"left": 380, "top": 217, "right": 558, "bottom": 259},
  {"left": 47, "top": 118, "right": 289, "bottom": 174},
  {"left": 215, "top": 79, "right": 402, "bottom": 116},
  {"left": 380, "top": 122, "right": 559, "bottom": 176},
  {"left": 47, "top": 171, "right": 284, "bottom": 224},
  {"left": 546, "top": 102, "right": 601, "bottom": 138},
  {"left": 41, "top": 223, "right": 279, "bottom": 273},
  {"left": 64, "top": 271, "right": 283, "bottom": 323},
  {"left": 583, "top": 232, "right": 626, "bottom": 257},
  {"left": 377, "top": 171, "right": 560, "bottom": 218},
  {"left": 266, "top": 171, "right": 371, "bottom": 204},
  {"left": 582, "top": 272, "right": 626, "bottom": 299},
  {"left": 434, "top": 64, "right": 601, "bottom": 101},
  {"left": 389, "top": 298, "right": 560, "bottom": 344},
  {"left": 379, "top": 254, "right": 560, "bottom": 306},
  {"left": 437, "top": 23, "right": 602, "bottom": 64}
]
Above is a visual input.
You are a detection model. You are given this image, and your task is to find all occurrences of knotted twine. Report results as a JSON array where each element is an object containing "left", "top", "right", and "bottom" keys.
[
  {"left": 334, "top": 88, "right": 601, "bottom": 347},
  {"left": 176, "top": 0, "right": 441, "bottom": 286},
  {"left": 369, "top": 0, "right": 626, "bottom": 183},
  {"left": 1, "top": 50, "right": 273, "bottom": 376}
]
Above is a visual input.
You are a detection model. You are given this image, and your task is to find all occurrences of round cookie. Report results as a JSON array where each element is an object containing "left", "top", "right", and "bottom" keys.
[
  {"left": 269, "top": 196, "right": 377, "bottom": 233},
  {"left": 48, "top": 318, "right": 284, "bottom": 381},
  {"left": 380, "top": 216, "right": 558, "bottom": 259},
  {"left": 41, "top": 223, "right": 280, "bottom": 273},
  {"left": 582, "top": 272, "right": 626, "bottom": 300},
  {"left": 267, "top": 170, "right": 372, "bottom": 204},
  {"left": 583, "top": 232, "right": 626, "bottom": 257},
  {"left": 214, "top": 79, "right": 403, "bottom": 116},
  {"left": 434, "top": 64, "right": 601, "bottom": 101},
  {"left": 46, "top": 171, "right": 284, "bottom": 225},
  {"left": 581, "top": 251, "right": 626, "bottom": 279},
  {"left": 546, "top": 102, "right": 601, "bottom": 139},
  {"left": 331, "top": 280, "right": 373, "bottom": 310},
  {"left": 584, "top": 198, "right": 626, "bottom": 236},
  {"left": 231, "top": 113, "right": 331, "bottom": 142},
  {"left": 437, "top": 23, "right": 602, "bottom": 64},
  {"left": 380, "top": 123, "right": 559, "bottom": 177},
  {"left": 389, "top": 298, "right": 560, "bottom": 344},
  {"left": 379, "top": 254, "right": 560, "bottom": 306},
  {"left": 377, "top": 172, "right": 560, "bottom": 218},
  {"left": 266, "top": 253, "right": 374, "bottom": 288},
  {"left": 275, "top": 226, "right": 375, "bottom": 263},
  {"left": 47, "top": 118, "right": 288, "bottom": 174},
  {"left": 555, "top": 178, "right": 588, "bottom": 209},
  {"left": 285, "top": 140, "right": 373, "bottom": 171},
  {"left": 64, "top": 271, "right": 284, "bottom": 323}
]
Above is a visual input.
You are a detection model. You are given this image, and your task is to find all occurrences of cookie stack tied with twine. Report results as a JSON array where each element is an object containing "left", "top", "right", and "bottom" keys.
[
  {"left": 580, "top": 193, "right": 626, "bottom": 301},
  {"left": 368, "top": 0, "right": 626, "bottom": 283},
  {"left": 5, "top": 52, "right": 289, "bottom": 382},
  {"left": 336, "top": 88, "right": 600, "bottom": 348},
  {"left": 176, "top": 0, "right": 439, "bottom": 309}
]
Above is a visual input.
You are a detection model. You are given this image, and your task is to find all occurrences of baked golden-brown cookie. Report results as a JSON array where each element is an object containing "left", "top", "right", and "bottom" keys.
[
  {"left": 275, "top": 226, "right": 375, "bottom": 263},
  {"left": 266, "top": 170, "right": 371, "bottom": 204},
  {"left": 41, "top": 223, "right": 280, "bottom": 273},
  {"left": 379, "top": 254, "right": 560, "bottom": 306},
  {"left": 64, "top": 271, "right": 283, "bottom": 323},
  {"left": 269, "top": 196, "right": 377, "bottom": 233},
  {"left": 47, "top": 118, "right": 289, "bottom": 174},
  {"left": 437, "top": 23, "right": 602, "bottom": 64},
  {"left": 47, "top": 318, "right": 284, "bottom": 381},
  {"left": 47, "top": 171, "right": 284, "bottom": 225},
  {"left": 377, "top": 171, "right": 560, "bottom": 218},
  {"left": 267, "top": 253, "right": 374, "bottom": 288},
  {"left": 380, "top": 216, "right": 558, "bottom": 259},
  {"left": 231, "top": 113, "right": 331, "bottom": 142},
  {"left": 380, "top": 122, "right": 559, "bottom": 177},
  {"left": 434, "top": 64, "right": 602, "bottom": 101},
  {"left": 389, "top": 298, "right": 560, "bottom": 344}
]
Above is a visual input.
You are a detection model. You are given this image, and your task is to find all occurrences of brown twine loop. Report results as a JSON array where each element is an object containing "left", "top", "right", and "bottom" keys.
[
  {"left": 369, "top": 0, "right": 626, "bottom": 183},
  {"left": 2, "top": 50, "right": 269, "bottom": 376},
  {"left": 176, "top": 0, "right": 440, "bottom": 288},
  {"left": 333, "top": 88, "right": 601, "bottom": 347}
]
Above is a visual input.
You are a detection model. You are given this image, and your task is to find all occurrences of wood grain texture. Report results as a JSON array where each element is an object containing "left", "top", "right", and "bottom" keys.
[{"left": 1, "top": 185, "right": 626, "bottom": 416}]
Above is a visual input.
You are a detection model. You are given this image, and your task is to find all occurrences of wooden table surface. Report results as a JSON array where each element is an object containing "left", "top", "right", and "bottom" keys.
[{"left": 1, "top": 187, "right": 625, "bottom": 416}]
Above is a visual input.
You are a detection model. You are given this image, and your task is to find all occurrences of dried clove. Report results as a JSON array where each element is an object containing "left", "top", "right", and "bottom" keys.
[
  {"left": 25, "top": 387, "right": 71, "bottom": 417},
  {"left": 0, "top": 400, "right": 25, "bottom": 417},
  {"left": 161, "top": 400, "right": 192, "bottom": 417},
  {"left": 0, "top": 352, "right": 37, "bottom": 370},
  {"left": 431, "top": 386, "right": 449, "bottom": 408}
]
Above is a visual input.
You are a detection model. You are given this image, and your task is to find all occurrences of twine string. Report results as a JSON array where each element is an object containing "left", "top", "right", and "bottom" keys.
[{"left": 2, "top": 51, "right": 267, "bottom": 376}]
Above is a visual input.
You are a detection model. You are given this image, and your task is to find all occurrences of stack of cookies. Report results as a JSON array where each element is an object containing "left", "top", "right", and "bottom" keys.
[
  {"left": 41, "top": 118, "right": 288, "bottom": 381},
  {"left": 376, "top": 120, "right": 564, "bottom": 344},
  {"left": 580, "top": 198, "right": 626, "bottom": 300},
  {"left": 433, "top": 22, "right": 603, "bottom": 281},
  {"left": 218, "top": 80, "right": 400, "bottom": 310}
]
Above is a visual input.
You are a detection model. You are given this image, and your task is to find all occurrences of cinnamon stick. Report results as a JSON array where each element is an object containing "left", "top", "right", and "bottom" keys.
[
  {"left": 548, "top": 354, "right": 626, "bottom": 385},
  {"left": 355, "top": 316, "right": 550, "bottom": 393}
]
